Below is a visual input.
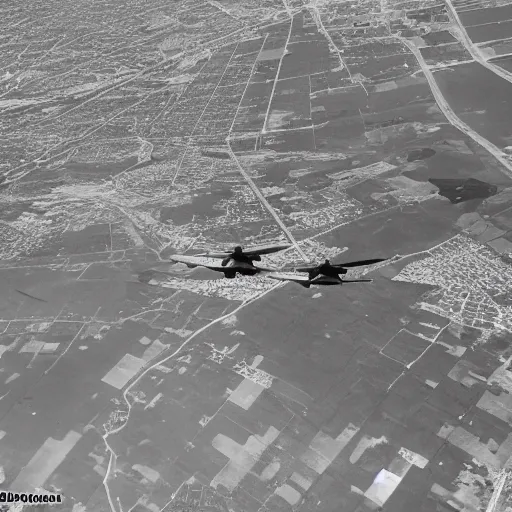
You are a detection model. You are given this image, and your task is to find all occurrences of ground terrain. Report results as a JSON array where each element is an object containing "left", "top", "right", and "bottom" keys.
[{"left": 2, "top": 0, "right": 512, "bottom": 511}]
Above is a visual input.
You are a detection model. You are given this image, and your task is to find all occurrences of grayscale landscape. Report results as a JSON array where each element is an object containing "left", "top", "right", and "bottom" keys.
[{"left": 1, "top": 0, "right": 512, "bottom": 510}]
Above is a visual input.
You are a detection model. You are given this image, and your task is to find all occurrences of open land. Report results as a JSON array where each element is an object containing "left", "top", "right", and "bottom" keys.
[{"left": 2, "top": 0, "right": 512, "bottom": 511}]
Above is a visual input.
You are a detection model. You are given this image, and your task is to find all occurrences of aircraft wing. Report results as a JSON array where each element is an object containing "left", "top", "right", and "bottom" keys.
[
  {"left": 294, "top": 265, "right": 317, "bottom": 273},
  {"left": 333, "top": 258, "right": 387, "bottom": 268},
  {"left": 267, "top": 272, "right": 311, "bottom": 283},
  {"left": 169, "top": 254, "right": 275, "bottom": 273},
  {"left": 242, "top": 243, "right": 291, "bottom": 257},
  {"left": 197, "top": 243, "right": 291, "bottom": 258},
  {"left": 195, "top": 251, "right": 231, "bottom": 259},
  {"left": 253, "top": 264, "right": 279, "bottom": 272},
  {"left": 169, "top": 254, "right": 228, "bottom": 271}
]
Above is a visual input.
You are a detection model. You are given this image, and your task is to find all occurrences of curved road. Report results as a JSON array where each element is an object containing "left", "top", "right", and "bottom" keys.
[
  {"left": 444, "top": 0, "right": 512, "bottom": 84},
  {"left": 400, "top": 36, "right": 512, "bottom": 178},
  {"left": 401, "top": 34, "right": 512, "bottom": 512}
]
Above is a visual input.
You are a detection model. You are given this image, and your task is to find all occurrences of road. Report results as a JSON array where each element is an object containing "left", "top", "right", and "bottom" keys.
[
  {"left": 400, "top": 36, "right": 512, "bottom": 179},
  {"left": 226, "top": 142, "right": 311, "bottom": 262},
  {"left": 404, "top": 34, "right": 512, "bottom": 509},
  {"left": 444, "top": 0, "right": 512, "bottom": 84},
  {"left": 101, "top": 281, "right": 285, "bottom": 512}
]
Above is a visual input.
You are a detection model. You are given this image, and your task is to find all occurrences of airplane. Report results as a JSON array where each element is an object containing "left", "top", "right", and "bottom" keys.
[
  {"left": 267, "top": 257, "right": 387, "bottom": 288},
  {"left": 169, "top": 243, "right": 291, "bottom": 278}
]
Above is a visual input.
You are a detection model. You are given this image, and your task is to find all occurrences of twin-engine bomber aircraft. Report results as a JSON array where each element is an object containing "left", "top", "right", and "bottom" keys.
[
  {"left": 268, "top": 258, "right": 387, "bottom": 288},
  {"left": 169, "top": 243, "right": 291, "bottom": 278},
  {"left": 170, "top": 245, "right": 386, "bottom": 287}
]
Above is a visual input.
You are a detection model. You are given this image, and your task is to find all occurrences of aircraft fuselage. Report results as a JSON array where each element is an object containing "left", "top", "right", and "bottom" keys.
[
  {"left": 222, "top": 259, "right": 259, "bottom": 278},
  {"left": 310, "top": 274, "right": 343, "bottom": 285}
]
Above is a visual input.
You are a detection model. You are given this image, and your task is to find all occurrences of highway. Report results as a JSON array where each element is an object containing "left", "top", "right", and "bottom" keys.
[
  {"left": 402, "top": 34, "right": 512, "bottom": 511},
  {"left": 400, "top": 36, "right": 512, "bottom": 179},
  {"left": 444, "top": 0, "right": 512, "bottom": 84}
]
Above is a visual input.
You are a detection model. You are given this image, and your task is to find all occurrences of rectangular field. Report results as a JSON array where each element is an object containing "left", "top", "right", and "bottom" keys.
[
  {"left": 459, "top": 3, "right": 512, "bottom": 26},
  {"left": 467, "top": 20, "right": 512, "bottom": 43}
]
